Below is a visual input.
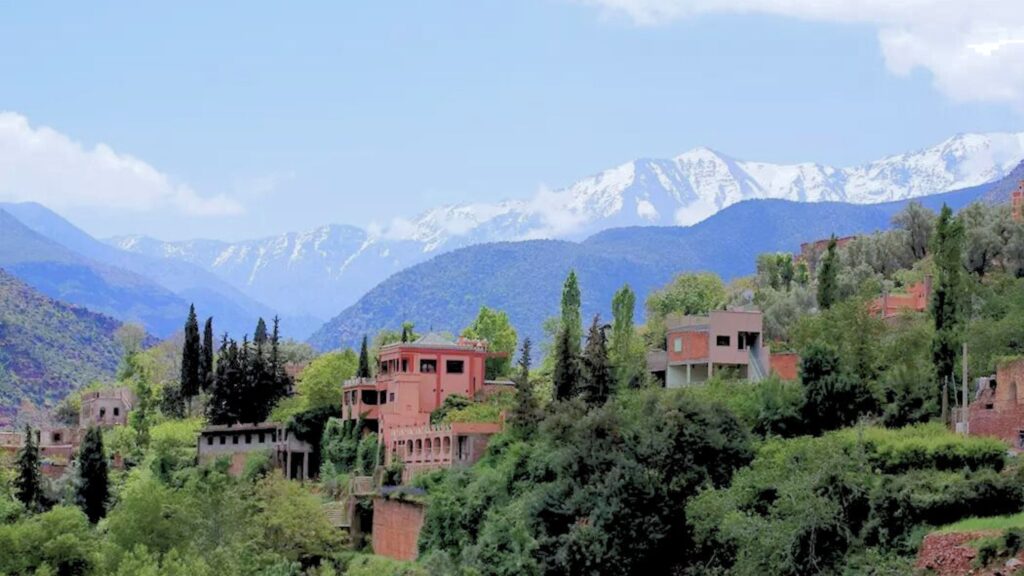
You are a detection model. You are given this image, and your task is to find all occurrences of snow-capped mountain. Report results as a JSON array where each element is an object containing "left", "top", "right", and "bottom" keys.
[{"left": 109, "top": 131, "right": 1024, "bottom": 323}]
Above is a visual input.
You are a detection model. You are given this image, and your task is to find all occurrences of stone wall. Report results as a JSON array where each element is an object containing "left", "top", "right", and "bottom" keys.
[{"left": 372, "top": 497, "right": 425, "bottom": 561}]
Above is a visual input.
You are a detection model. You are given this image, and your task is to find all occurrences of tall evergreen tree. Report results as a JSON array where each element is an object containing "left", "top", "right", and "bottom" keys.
[
  {"left": 76, "top": 427, "right": 109, "bottom": 523},
  {"left": 561, "top": 270, "right": 583, "bottom": 355},
  {"left": 207, "top": 334, "right": 235, "bottom": 424},
  {"left": 200, "top": 316, "right": 215, "bottom": 392},
  {"left": 14, "top": 425, "right": 42, "bottom": 512},
  {"left": 553, "top": 325, "right": 580, "bottom": 401},
  {"left": 511, "top": 339, "right": 539, "bottom": 436},
  {"left": 580, "top": 315, "right": 612, "bottom": 406},
  {"left": 932, "top": 204, "right": 966, "bottom": 388},
  {"left": 270, "top": 315, "right": 288, "bottom": 393},
  {"left": 357, "top": 335, "right": 371, "bottom": 378},
  {"left": 401, "top": 322, "right": 415, "bottom": 343},
  {"left": 254, "top": 317, "right": 268, "bottom": 346},
  {"left": 180, "top": 304, "right": 202, "bottom": 400},
  {"left": 610, "top": 284, "right": 643, "bottom": 389},
  {"left": 816, "top": 236, "right": 840, "bottom": 310}
]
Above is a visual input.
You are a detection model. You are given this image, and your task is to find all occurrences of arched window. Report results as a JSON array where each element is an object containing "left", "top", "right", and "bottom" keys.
[
  {"left": 415, "top": 439, "right": 423, "bottom": 459},
  {"left": 443, "top": 436, "right": 451, "bottom": 455},
  {"left": 406, "top": 440, "right": 413, "bottom": 457}
]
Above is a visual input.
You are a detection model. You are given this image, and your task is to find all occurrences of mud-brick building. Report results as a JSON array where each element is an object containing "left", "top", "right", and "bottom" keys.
[
  {"left": 197, "top": 422, "right": 314, "bottom": 480},
  {"left": 967, "top": 357, "right": 1024, "bottom": 448},
  {"left": 80, "top": 387, "right": 135, "bottom": 428},
  {"left": 647, "top": 310, "right": 771, "bottom": 386}
]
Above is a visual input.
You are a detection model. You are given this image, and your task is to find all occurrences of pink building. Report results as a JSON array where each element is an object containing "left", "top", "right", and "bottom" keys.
[
  {"left": 648, "top": 310, "right": 770, "bottom": 387},
  {"left": 80, "top": 387, "right": 135, "bottom": 428},
  {"left": 341, "top": 333, "right": 504, "bottom": 476}
]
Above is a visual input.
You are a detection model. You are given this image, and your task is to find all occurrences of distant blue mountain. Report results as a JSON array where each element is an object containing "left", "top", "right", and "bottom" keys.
[
  {"left": 0, "top": 202, "right": 281, "bottom": 338},
  {"left": 307, "top": 164, "right": 1012, "bottom": 352}
]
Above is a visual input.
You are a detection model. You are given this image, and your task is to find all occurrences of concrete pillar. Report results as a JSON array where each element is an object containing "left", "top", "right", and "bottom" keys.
[
  {"left": 708, "top": 362, "right": 713, "bottom": 379},
  {"left": 303, "top": 451, "right": 310, "bottom": 481},
  {"left": 686, "top": 364, "right": 692, "bottom": 385},
  {"left": 286, "top": 450, "right": 292, "bottom": 480}
]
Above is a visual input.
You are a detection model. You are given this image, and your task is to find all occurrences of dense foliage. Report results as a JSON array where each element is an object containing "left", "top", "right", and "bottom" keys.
[{"left": 416, "top": 389, "right": 753, "bottom": 575}]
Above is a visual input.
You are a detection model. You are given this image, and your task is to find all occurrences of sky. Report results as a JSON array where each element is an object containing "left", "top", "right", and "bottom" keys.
[{"left": 0, "top": 1, "right": 1022, "bottom": 241}]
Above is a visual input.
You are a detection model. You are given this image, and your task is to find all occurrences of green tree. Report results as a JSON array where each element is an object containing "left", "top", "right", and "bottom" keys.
[
  {"left": 462, "top": 306, "right": 518, "bottom": 379},
  {"left": 15, "top": 425, "right": 42, "bottom": 512},
  {"left": 357, "top": 335, "right": 371, "bottom": 378},
  {"left": 552, "top": 325, "right": 580, "bottom": 401},
  {"left": 560, "top": 270, "right": 582, "bottom": 354},
  {"left": 510, "top": 338, "right": 540, "bottom": 436},
  {"left": 799, "top": 344, "right": 873, "bottom": 434},
  {"left": 200, "top": 317, "right": 214, "bottom": 392},
  {"left": 778, "top": 253, "right": 795, "bottom": 290},
  {"left": 645, "top": 272, "right": 726, "bottom": 347},
  {"left": 817, "top": 235, "right": 840, "bottom": 310},
  {"left": 893, "top": 200, "right": 936, "bottom": 260},
  {"left": 254, "top": 317, "right": 268, "bottom": 346},
  {"left": 76, "top": 426, "right": 109, "bottom": 523},
  {"left": 610, "top": 284, "right": 644, "bottom": 389},
  {"left": 180, "top": 304, "right": 201, "bottom": 400},
  {"left": 795, "top": 260, "right": 810, "bottom": 286},
  {"left": 580, "top": 315, "right": 612, "bottom": 405},
  {"left": 932, "top": 204, "right": 966, "bottom": 388},
  {"left": 297, "top": 350, "right": 358, "bottom": 410},
  {"left": 401, "top": 322, "right": 415, "bottom": 343}
]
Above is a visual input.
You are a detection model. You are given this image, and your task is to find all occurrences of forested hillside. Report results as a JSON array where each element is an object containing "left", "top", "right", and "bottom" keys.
[
  {"left": 0, "top": 268, "right": 122, "bottom": 417},
  {"left": 0, "top": 209, "right": 184, "bottom": 336}
]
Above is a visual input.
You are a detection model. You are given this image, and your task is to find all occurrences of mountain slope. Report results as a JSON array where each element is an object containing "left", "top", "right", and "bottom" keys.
[
  {"left": 112, "top": 132, "right": 1024, "bottom": 322},
  {"left": 308, "top": 171, "right": 1003, "bottom": 352},
  {"left": 0, "top": 209, "right": 185, "bottom": 336},
  {"left": 0, "top": 268, "right": 123, "bottom": 417},
  {"left": 0, "top": 202, "right": 279, "bottom": 337}
]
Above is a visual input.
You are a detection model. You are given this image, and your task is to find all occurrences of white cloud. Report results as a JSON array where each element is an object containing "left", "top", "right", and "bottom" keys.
[
  {"left": 578, "top": 0, "right": 1024, "bottom": 106},
  {"left": 0, "top": 112, "right": 242, "bottom": 216}
]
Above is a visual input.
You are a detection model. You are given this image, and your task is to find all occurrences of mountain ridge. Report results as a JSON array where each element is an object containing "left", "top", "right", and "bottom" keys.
[{"left": 109, "top": 131, "right": 1024, "bottom": 322}]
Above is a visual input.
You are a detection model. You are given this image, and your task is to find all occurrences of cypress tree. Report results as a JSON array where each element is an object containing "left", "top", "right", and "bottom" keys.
[
  {"left": 254, "top": 317, "right": 268, "bottom": 346},
  {"left": 816, "top": 236, "right": 840, "bottom": 310},
  {"left": 15, "top": 425, "right": 42, "bottom": 512},
  {"left": 580, "top": 315, "right": 612, "bottom": 406},
  {"left": 610, "top": 284, "right": 642, "bottom": 389},
  {"left": 553, "top": 325, "right": 580, "bottom": 401},
  {"left": 180, "top": 304, "right": 201, "bottom": 400},
  {"left": 76, "top": 427, "right": 109, "bottom": 523},
  {"left": 358, "top": 335, "right": 371, "bottom": 378},
  {"left": 401, "top": 322, "right": 414, "bottom": 343},
  {"left": 932, "top": 204, "right": 966, "bottom": 389},
  {"left": 511, "top": 338, "right": 539, "bottom": 435},
  {"left": 207, "top": 334, "right": 235, "bottom": 424},
  {"left": 560, "top": 270, "right": 582, "bottom": 355},
  {"left": 270, "top": 316, "right": 288, "bottom": 396},
  {"left": 200, "top": 316, "right": 214, "bottom": 392}
]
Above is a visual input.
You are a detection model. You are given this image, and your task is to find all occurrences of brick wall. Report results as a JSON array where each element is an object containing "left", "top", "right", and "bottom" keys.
[
  {"left": 968, "top": 358, "right": 1024, "bottom": 448},
  {"left": 372, "top": 497, "right": 425, "bottom": 561},
  {"left": 769, "top": 353, "right": 800, "bottom": 381}
]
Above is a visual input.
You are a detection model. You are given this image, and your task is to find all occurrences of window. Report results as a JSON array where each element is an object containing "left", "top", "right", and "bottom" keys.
[
  {"left": 232, "top": 435, "right": 239, "bottom": 445},
  {"left": 207, "top": 436, "right": 214, "bottom": 446},
  {"left": 52, "top": 432, "right": 62, "bottom": 443},
  {"left": 389, "top": 392, "right": 395, "bottom": 402},
  {"left": 716, "top": 335, "right": 731, "bottom": 347},
  {"left": 259, "top": 433, "right": 266, "bottom": 443},
  {"left": 420, "top": 359, "right": 437, "bottom": 373},
  {"left": 380, "top": 362, "right": 387, "bottom": 374},
  {"left": 271, "top": 431, "right": 277, "bottom": 442},
  {"left": 99, "top": 408, "right": 106, "bottom": 419},
  {"left": 113, "top": 407, "right": 120, "bottom": 417},
  {"left": 245, "top": 434, "right": 252, "bottom": 444},
  {"left": 401, "top": 358, "right": 409, "bottom": 372},
  {"left": 446, "top": 360, "right": 465, "bottom": 374},
  {"left": 673, "top": 337, "right": 682, "bottom": 353},
  {"left": 220, "top": 435, "right": 226, "bottom": 445}
]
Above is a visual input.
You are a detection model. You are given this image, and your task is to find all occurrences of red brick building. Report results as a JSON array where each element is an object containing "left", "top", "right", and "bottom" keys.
[
  {"left": 868, "top": 277, "right": 931, "bottom": 319},
  {"left": 967, "top": 357, "right": 1024, "bottom": 449}
]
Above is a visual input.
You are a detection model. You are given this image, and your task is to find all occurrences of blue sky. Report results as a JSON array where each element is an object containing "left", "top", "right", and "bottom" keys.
[{"left": 0, "top": 1, "right": 1021, "bottom": 241}]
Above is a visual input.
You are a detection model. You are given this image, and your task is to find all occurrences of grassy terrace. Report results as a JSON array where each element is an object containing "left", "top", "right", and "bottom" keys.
[{"left": 939, "top": 512, "right": 1024, "bottom": 534}]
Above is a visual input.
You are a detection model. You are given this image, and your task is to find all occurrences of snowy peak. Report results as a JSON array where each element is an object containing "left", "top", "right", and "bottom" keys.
[{"left": 110, "top": 130, "right": 1024, "bottom": 324}]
